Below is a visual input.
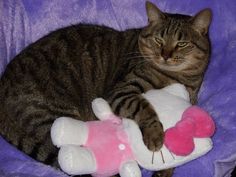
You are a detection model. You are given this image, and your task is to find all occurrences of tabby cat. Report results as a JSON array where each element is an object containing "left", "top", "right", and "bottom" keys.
[{"left": 0, "top": 2, "right": 211, "bottom": 177}]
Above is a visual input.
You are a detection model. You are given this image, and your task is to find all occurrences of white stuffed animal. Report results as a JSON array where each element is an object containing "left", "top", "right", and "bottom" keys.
[{"left": 51, "top": 83, "right": 215, "bottom": 177}]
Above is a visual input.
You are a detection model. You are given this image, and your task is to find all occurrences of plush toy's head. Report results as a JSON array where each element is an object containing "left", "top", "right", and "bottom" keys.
[
  {"left": 143, "top": 83, "right": 191, "bottom": 130},
  {"left": 132, "top": 83, "right": 215, "bottom": 170},
  {"left": 51, "top": 83, "right": 215, "bottom": 176}
]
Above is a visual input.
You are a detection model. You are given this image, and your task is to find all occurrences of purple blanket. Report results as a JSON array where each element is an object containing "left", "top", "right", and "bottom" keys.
[{"left": 0, "top": 0, "right": 236, "bottom": 177}]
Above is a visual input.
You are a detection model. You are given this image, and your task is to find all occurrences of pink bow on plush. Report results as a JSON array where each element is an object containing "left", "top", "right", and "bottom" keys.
[{"left": 164, "top": 106, "right": 215, "bottom": 156}]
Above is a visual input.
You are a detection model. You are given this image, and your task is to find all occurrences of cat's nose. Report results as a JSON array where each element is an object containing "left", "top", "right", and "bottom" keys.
[
  {"left": 162, "top": 49, "right": 172, "bottom": 61},
  {"left": 162, "top": 54, "right": 170, "bottom": 61}
]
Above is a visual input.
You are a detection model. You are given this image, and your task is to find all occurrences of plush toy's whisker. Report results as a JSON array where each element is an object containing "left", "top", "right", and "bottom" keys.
[
  {"left": 160, "top": 150, "right": 165, "bottom": 163},
  {"left": 167, "top": 149, "right": 175, "bottom": 160},
  {"left": 152, "top": 151, "right": 155, "bottom": 164},
  {"left": 170, "top": 151, "right": 175, "bottom": 160}
]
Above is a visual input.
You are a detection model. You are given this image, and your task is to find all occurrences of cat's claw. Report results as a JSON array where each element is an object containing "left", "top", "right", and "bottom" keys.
[{"left": 141, "top": 120, "right": 164, "bottom": 151}]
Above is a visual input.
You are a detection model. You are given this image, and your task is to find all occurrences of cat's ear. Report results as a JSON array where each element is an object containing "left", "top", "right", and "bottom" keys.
[
  {"left": 191, "top": 8, "right": 212, "bottom": 35},
  {"left": 146, "top": 1, "right": 166, "bottom": 24}
]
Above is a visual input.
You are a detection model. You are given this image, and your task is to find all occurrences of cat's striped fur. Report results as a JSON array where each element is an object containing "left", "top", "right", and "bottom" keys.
[{"left": 0, "top": 2, "right": 211, "bottom": 177}]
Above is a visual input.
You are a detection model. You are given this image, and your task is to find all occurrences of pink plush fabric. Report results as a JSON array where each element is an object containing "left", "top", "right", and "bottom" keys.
[
  {"left": 85, "top": 116, "right": 134, "bottom": 177},
  {"left": 164, "top": 106, "right": 215, "bottom": 156}
]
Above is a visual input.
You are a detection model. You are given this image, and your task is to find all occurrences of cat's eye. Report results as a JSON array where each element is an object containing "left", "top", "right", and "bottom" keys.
[
  {"left": 154, "top": 37, "right": 162, "bottom": 47},
  {"left": 177, "top": 42, "right": 188, "bottom": 48}
]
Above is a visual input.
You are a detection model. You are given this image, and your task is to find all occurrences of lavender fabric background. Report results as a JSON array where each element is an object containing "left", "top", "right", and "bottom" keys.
[{"left": 0, "top": 0, "right": 236, "bottom": 177}]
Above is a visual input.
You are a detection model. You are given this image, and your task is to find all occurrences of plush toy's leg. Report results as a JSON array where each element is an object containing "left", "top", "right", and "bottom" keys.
[
  {"left": 58, "top": 145, "right": 96, "bottom": 175},
  {"left": 119, "top": 161, "right": 141, "bottom": 177},
  {"left": 51, "top": 117, "right": 88, "bottom": 147}
]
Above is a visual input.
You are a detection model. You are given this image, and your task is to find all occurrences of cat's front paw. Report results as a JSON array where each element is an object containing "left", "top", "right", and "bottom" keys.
[{"left": 140, "top": 119, "right": 164, "bottom": 151}]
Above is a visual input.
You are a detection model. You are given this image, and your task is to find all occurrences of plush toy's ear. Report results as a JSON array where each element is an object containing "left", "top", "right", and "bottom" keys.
[
  {"left": 162, "top": 83, "right": 190, "bottom": 101},
  {"left": 92, "top": 98, "right": 113, "bottom": 120}
]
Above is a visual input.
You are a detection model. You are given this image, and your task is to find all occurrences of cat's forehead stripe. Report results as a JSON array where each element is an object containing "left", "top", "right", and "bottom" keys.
[{"left": 158, "top": 22, "right": 186, "bottom": 41}]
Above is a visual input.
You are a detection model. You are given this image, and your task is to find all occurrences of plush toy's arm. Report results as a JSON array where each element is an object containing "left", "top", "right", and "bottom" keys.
[
  {"left": 92, "top": 98, "right": 116, "bottom": 121},
  {"left": 119, "top": 161, "right": 141, "bottom": 177}
]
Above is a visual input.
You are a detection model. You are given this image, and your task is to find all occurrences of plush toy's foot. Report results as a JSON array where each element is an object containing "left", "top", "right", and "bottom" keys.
[
  {"left": 58, "top": 145, "right": 96, "bottom": 175},
  {"left": 119, "top": 161, "right": 141, "bottom": 177},
  {"left": 51, "top": 117, "right": 88, "bottom": 147}
]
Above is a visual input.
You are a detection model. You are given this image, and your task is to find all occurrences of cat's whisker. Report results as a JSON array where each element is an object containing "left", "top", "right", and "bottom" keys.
[
  {"left": 134, "top": 60, "right": 151, "bottom": 67},
  {"left": 124, "top": 55, "right": 155, "bottom": 62},
  {"left": 128, "top": 57, "right": 155, "bottom": 67},
  {"left": 128, "top": 60, "right": 149, "bottom": 68},
  {"left": 125, "top": 55, "right": 153, "bottom": 59},
  {"left": 124, "top": 52, "right": 142, "bottom": 56},
  {"left": 125, "top": 56, "right": 145, "bottom": 60},
  {"left": 126, "top": 53, "right": 156, "bottom": 58}
]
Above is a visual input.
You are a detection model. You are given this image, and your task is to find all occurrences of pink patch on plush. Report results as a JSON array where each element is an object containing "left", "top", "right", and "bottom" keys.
[
  {"left": 164, "top": 106, "right": 215, "bottom": 156},
  {"left": 85, "top": 117, "right": 134, "bottom": 177}
]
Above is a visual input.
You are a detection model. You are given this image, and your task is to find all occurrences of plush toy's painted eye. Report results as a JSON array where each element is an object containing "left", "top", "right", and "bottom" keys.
[
  {"left": 177, "top": 42, "right": 188, "bottom": 48},
  {"left": 154, "top": 37, "right": 163, "bottom": 47}
]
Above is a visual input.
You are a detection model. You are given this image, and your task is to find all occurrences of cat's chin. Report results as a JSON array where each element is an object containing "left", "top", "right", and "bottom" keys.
[{"left": 155, "top": 61, "right": 187, "bottom": 72}]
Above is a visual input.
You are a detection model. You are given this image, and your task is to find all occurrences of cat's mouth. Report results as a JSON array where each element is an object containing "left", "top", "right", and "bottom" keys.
[
  {"left": 156, "top": 57, "right": 184, "bottom": 66},
  {"left": 154, "top": 57, "right": 188, "bottom": 71},
  {"left": 162, "top": 59, "right": 183, "bottom": 65}
]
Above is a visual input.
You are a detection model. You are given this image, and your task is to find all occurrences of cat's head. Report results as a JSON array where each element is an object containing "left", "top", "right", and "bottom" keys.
[{"left": 139, "top": 1, "right": 212, "bottom": 73}]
